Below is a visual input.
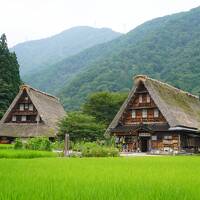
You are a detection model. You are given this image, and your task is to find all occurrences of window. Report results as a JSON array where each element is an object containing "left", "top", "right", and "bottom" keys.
[
  {"left": 21, "top": 115, "right": 26, "bottom": 122},
  {"left": 25, "top": 104, "right": 29, "bottom": 109},
  {"left": 12, "top": 115, "right": 16, "bottom": 122},
  {"left": 146, "top": 95, "right": 150, "bottom": 103},
  {"left": 19, "top": 104, "right": 24, "bottom": 111},
  {"left": 152, "top": 136, "right": 157, "bottom": 141},
  {"left": 164, "top": 135, "right": 172, "bottom": 140},
  {"left": 154, "top": 109, "right": 159, "bottom": 118},
  {"left": 25, "top": 96, "right": 28, "bottom": 101},
  {"left": 29, "top": 104, "right": 33, "bottom": 111},
  {"left": 139, "top": 95, "right": 143, "bottom": 103},
  {"left": 131, "top": 110, "right": 136, "bottom": 118},
  {"left": 142, "top": 109, "right": 147, "bottom": 118},
  {"left": 27, "top": 115, "right": 32, "bottom": 121}
]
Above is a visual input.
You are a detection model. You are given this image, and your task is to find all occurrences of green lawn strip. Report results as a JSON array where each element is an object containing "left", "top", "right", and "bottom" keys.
[
  {"left": 0, "top": 157, "right": 199, "bottom": 199},
  {"left": 0, "top": 144, "right": 14, "bottom": 149},
  {"left": 0, "top": 149, "right": 57, "bottom": 159}
]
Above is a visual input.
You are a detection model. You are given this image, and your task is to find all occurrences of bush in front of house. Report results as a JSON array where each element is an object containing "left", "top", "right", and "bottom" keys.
[
  {"left": 72, "top": 142, "right": 119, "bottom": 157},
  {"left": 51, "top": 140, "right": 64, "bottom": 151},
  {"left": 13, "top": 137, "right": 52, "bottom": 151},
  {"left": 25, "top": 137, "right": 51, "bottom": 151},
  {"left": 14, "top": 138, "right": 23, "bottom": 149}
]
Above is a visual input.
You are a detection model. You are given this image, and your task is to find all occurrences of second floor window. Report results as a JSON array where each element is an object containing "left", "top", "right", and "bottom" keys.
[
  {"left": 19, "top": 104, "right": 24, "bottom": 111},
  {"left": 12, "top": 115, "right": 16, "bottom": 122},
  {"left": 142, "top": 109, "right": 147, "bottom": 118},
  {"left": 139, "top": 95, "right": 143, "bottom": 103},
  {"left": 29, "top": 104, "right": 34, "bottom": 111},
  {"left": 21, "top": 115, "right": 26, "bottom": 122},
  {"left": 131, "top": 110, "right": 136, "bottom": 118},
  {"left": 146, "top": 95, "right": 150, "bottom": 103},
  {"left": 25, "top": 104, "right": 29, "bottom": 109},
  {"left": 154, "top": 109, "right": 159, "bottom": 118}
]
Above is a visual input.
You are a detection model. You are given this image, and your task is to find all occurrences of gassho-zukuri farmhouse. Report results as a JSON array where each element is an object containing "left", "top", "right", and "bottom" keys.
[
  {"left": 107, "top": 75, "right": 200, "bottom": 154},
  {"left": 0, "top": 85, "right": 65, "bottom": 143},
  {"left": 0, "top": 75, "right": 200, "bottom": 154}
]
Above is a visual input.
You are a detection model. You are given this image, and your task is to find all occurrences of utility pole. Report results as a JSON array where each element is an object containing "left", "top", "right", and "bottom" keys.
[{"left": 64, "top": 134, "right": 70, "bottom": 157}]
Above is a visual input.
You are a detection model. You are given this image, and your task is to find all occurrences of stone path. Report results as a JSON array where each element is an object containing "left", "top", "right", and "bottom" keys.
[{"left": 120, "top": 152, "right": 161, "bottom": 157}]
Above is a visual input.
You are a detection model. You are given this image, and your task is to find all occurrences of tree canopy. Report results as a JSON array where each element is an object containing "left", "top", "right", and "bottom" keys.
[
  {"left": 82, "top": 91, "right": 127, "bottom": 125},
  {"left": 0, "top": 34, "right": 21, "bottom": 118},
  {"left": 58, "top": 112, "right": 106, "bottom": 142}
]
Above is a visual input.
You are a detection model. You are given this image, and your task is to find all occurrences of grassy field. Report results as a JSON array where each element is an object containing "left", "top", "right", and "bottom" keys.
[
  {"left": 0, "top": 144, "right": 14, "bottom": 149},
  {"left": 0, "top": 156, "right": 200, "bottom": 200},
  {"left": 0, "top": 149, "right": 58, "bottom": 158},
  {"left": 0, "top": 144, "right": 60, "bottom": 158}
]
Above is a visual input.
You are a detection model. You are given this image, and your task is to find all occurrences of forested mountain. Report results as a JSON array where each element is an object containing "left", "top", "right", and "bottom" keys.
[
  {"left": 0, "top": 34, "right": 21, "bottom": 118},
  {"left": 11, "top": 26, "right": 122, "bottom": 76},
  {"left": 24, "top": 6, "right": 200, "bottom": 110}
]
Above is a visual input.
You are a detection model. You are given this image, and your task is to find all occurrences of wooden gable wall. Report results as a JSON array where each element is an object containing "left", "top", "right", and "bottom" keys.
[
  {"left": 5, "top": 89, "right": 42, "bottom": 123},
  {"left": 121, "top": 82, "right": 167, "bottom": 125}
]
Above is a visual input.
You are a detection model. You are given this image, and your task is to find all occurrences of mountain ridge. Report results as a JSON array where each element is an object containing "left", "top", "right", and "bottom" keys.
[
  {"left": 23, "top": 6, "right": 200, "bottom": 110},
  {"left": 11, "top": 26, "right": 122, "bottom": 76}
]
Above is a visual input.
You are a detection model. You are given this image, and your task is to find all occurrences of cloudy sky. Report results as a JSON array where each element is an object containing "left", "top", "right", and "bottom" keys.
[{"left": 1, "top": 0, "right": 200, "bottom": 47}]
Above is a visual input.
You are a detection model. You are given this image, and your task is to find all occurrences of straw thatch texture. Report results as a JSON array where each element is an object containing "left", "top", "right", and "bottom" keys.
[
  {"left": 0, "top": 85, "right": 66, "bottom": 137},
  {"left": 107, "top": 75, "right": 200, "bottom": 134}
]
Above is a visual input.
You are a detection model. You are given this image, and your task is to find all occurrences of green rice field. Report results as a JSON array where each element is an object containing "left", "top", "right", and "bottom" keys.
[
  {"left": 0, "top": 149, "right": 57, "bottom": 159},
  {"left": 0, "top": 156, "right": 200, "bottom": 200}
]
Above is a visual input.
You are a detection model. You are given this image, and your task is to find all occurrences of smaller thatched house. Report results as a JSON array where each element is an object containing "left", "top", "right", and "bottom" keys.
[
  {"left": 0, "top": 85, "right": 66, "bottom": 143},
  {"left": 107, "top": 75, "right": 200, "bottom": 154}
]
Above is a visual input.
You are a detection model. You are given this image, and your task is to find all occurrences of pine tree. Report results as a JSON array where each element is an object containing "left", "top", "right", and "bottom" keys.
[{"left": 0, "top": 34, "right": 21, "bottom": 118}]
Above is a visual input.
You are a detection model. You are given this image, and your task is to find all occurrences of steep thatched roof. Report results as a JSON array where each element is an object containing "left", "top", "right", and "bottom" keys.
[
  {"left": 107, "top": 75, "right": 200, "bottom": 133},
  {"left": 0, "top": 85, "right": 66, "bottom": 137}
]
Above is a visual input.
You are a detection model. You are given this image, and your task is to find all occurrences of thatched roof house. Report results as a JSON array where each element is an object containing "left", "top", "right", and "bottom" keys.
[
  {"left": 107, "top": 75, "right": 200, "bottom": 154},
  {"left": 0, "top": 85, "right": 65, "bottom": 142}
]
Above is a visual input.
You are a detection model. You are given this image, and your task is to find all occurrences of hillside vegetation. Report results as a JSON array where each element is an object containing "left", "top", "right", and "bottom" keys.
[
  {"left": 12, "top": 26, "right": 122, "bottom": 76},
  {"left": 24, "top": 7, "right": 200, "bottom": 110}
]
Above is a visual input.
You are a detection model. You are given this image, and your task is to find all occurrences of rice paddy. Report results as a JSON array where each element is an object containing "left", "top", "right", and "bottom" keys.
[
  {"left": 0, "top": 156, "right": 200, "bottom": 200},
  {"left": 0, "top": 149, "right": 57, "bottom": 159}
]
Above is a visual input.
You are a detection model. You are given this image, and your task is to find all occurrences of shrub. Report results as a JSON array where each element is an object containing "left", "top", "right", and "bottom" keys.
[
  {"left": 51, "top": 140, "right": 64, "bottom": 151},
  {"left": 72, "top": 142, "right": 96, "bottom": 152},
  {"left": 14, "top": 138, "right": 23, "bottom": 149},
  {"left": 69, "top": 152, "right": 82, "bottom": 158},
  {"left": 74, "top": 142, "right": 119, "bottom": 157},
  {"left": 40, "top": 138, "right": 51, "bottom": 151},
  {"left": 25, "top": 137, "right": 51, "bottom": 151}
]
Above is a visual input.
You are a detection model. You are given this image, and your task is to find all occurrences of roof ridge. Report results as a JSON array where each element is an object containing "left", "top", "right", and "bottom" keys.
[
  {"left": 20, "top": 85, "right": 59, "bottom": 101},
  {"left": 134, "top": 75, "right": 198, "bottom": 100}
]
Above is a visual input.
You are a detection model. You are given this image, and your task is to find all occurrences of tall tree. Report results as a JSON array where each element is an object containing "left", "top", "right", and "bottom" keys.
[
  {"left": 58, "top": 112, "right": 106, "bottom": 142},
  {"left": 0, "top": 34, "right": 21, "bottom": 118},
  {"left": 82, "top": 92, "right": 128, "bottom": 125}
]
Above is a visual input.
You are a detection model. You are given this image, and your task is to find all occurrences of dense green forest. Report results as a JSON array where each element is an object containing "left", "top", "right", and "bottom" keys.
[
  {"left": 12, "top": 27, "right": 122, "bottom": 76},
  {"left": 0, "top": 34, "right": 21, "bottom": 118},
  {"left": 25, "top": 7, "right": 200, "bottom": 110}
]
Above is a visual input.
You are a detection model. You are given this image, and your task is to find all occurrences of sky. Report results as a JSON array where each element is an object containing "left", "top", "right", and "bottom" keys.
[{"left": 0, "top": 0, "right": 200, "bottom": 47}]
